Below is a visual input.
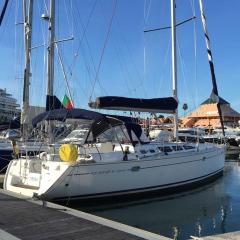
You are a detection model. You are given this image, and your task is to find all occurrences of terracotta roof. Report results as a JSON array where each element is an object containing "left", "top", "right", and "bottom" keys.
[
  {"left": 201, "top": 96, "right": 229, "bottom": 105},
  {"left": 181, "top": 101, "right": 240, "bottom": 128},
  {"left": 185, "top": 104, "right": 240, "bottom": 118}
]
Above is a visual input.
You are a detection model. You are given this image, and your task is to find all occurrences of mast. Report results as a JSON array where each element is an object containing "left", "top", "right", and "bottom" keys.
[
  {"left": 199, "top": 0, "right": 225, "bottom": 136},
  {"left": 22, "top": 0, "right": 33, "bottom": 140},
  {"left": 170, "top": 0, "right": 178, "bottom": 140},
  {"left": 47, "top": 0, "right": 55, "bottom": 97},
  {"left": 46, "top": 0, "right": 55, "bottom": 143}
]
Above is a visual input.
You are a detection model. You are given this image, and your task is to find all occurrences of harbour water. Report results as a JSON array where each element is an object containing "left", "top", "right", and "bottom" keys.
[{"left": 69, "top": 154, "right": 240, "bottom": 240}]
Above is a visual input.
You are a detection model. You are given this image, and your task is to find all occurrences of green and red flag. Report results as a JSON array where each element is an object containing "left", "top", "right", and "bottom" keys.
[{"left": 62, "top": 94, "right": 73, "bottom": 109}]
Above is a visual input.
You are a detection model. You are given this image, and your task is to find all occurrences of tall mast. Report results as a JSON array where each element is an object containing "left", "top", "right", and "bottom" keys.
[
  {"left": 170, "top": 0, "right": 178, "bottom": 140},
  {"left": 22, "top": 0, "right": 33, "bottom": 140},
  {"left": 47, "top": 0, "right": 55, "bottom": 96},
  {"left": 46, "top": 0, "right": 55, "bottom": 143}
]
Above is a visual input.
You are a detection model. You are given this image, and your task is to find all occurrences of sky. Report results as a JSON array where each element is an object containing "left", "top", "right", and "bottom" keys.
[{"left": 0, "top": 0, "right": 240, "bottom": 117}]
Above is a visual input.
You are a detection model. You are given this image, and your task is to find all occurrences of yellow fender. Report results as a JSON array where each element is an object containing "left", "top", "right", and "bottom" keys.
[{"left": 59, "top": 144, "right": 78, "bottom": 162}]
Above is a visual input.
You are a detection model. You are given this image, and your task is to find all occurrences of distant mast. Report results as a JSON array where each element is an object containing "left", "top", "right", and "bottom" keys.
[
  {"left": 199, "top": 0, "right": 225, "bottom": 136},
  {"left": 22, "top": 0, "right": 33, "bottom": 141},
  {"left": 170, "top": 0, "right": 178, "bottom": 140}
]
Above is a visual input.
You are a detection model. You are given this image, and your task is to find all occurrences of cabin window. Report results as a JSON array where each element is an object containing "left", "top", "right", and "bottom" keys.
[
  {"left": 183, "top": 145, "right": 195, "bottom": 150},
  {"left": 114, "top": 125, "right": 131, "bottom": 143},
  {"left": 140, "top": 150, "right": 148, "bottom": 154},
  {"left": 131, "top": 130, "right": 140, "bottom": 143},
  {"left": 158, "top": 146, "right": 172, "bottom": 152},
  {"left": 149, "top": 149, "right": 155, "bottom": 153},
  {"left": 64, "top": 126, "right": 90, "bottom": 144},
  {"left": 97, "top": 125, "right": 131, "bottom": 144},
  {"left": 97, "top": 128, "right": 115, "bottom": 143},
  {"left": 172, "top": 146, "right": 183, "bottom": 151}
]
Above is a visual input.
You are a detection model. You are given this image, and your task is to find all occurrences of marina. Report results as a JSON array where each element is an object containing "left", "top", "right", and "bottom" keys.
[
  {"left": 1, "top": 0, "right": 226, "bottom": 203},
  {"left": 1, "top": 156, "right": 240, "bottom": 239},
  {"left": 1, "top": 0, "right": 240, "bottom": 240},
  {"left": 71, "top": 158, "right": 240, "bottom": 239}
]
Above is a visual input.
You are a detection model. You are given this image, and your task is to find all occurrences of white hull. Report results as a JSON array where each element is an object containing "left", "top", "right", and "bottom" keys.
[{"left": 4, "top": 145, "right": 225, "bottom": 201}]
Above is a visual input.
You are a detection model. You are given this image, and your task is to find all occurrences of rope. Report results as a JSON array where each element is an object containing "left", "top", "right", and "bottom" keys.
[
  {"left": 89, "top": 0, "right": 118, "bottom": 102},
  {"left": 70, "top": 0, "right": 109, "bottom": 98},
  {"left": 144, "top": 0, "right": 152, "bottom": 25},
  {"left": 55, "top": 43, "right": 74, "bottom": 106},
  {"left": 0, "top": 162, "right": 10, "bottom": 173},
  {"left": 69, "top": 0, "right": 98, "bottom": 78},
  {"left": 190, "top": 0, "right": 198, "bottom": 110}
]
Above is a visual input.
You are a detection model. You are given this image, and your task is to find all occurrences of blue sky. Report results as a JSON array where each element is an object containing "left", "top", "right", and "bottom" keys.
[{"left": 0, "top": 0, "right": 240, "bottom": 117}]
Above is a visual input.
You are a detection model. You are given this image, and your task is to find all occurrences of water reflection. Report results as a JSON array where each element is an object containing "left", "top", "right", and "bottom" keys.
[{"left": 68, "top": 160, "right": 240, "bottom": 240}]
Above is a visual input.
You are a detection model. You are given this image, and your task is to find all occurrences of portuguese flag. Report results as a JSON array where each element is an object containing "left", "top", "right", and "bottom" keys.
[{"left": 62, "top": 95, "right": 73, "bottom": 109}]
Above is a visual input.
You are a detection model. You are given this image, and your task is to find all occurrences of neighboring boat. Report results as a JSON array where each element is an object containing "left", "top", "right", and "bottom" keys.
[
  {"left": 4, "top": 0, "right": 225, "bottom": 201},
  {"left": 203, "top": 133, "right": 240, "bottom": 154},
  {"left": 152, "top": 127, "right": 239, "bottom": 154},
  {"left": 151, "top": 127, "right": 206, "bottom": 144}
]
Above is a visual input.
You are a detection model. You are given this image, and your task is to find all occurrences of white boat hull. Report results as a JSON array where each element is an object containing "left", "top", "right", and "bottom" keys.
[{"left": 4, "top": 146, "right": 225, "bottom": 201}]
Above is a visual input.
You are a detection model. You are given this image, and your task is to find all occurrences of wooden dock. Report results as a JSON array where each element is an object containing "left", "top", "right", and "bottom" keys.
[
  {"left": 0, "top": 189, "right": 170, "bottom": 240},
  {"left": 1, "top": 185, "right": 240, "bottom": 240}
]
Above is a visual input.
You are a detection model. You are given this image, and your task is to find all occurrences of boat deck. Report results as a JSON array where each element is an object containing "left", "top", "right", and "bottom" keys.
[{"left": 0, "top": 189, "right": 168, "bottom": 240}]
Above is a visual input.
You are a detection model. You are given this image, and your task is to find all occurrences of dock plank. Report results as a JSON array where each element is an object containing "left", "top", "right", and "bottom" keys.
[{"left": 0, "top": 190, "right": 169, "bottom": 240}]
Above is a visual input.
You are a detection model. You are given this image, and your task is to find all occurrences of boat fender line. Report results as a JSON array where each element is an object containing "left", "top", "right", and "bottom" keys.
[
  {"left": 123, "top": 146, "right": 130, "bottom": 161},
  {"left": 10, "top": 139, "right": 19, "bottom": 158}
]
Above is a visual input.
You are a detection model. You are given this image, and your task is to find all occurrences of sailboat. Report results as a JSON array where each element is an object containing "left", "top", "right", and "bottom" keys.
[{"left": 4, "top": 0, "right": 225, "bottom": 201}]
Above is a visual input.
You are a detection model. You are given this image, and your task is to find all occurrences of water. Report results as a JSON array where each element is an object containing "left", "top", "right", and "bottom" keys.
[{"left": 67, "top": 154, "right": 240, "bottom": 240}]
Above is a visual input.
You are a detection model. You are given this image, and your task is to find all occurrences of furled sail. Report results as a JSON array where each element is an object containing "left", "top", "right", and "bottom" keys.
[
  {"left": 0, "top": 0, "right": 9, "bottom": 26},
  {"left": 89, "top": 96, "right": 178, "bottom": 113},
  {"left": 199, "top": 0, "right": 225, "bottom": 136}
]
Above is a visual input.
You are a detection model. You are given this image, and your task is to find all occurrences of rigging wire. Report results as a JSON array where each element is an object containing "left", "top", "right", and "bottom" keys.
[
  {"left": 190, "top": 0, "right": 198, "bottom": 110},
  {"left": 122, "top": 32, "right": 148, "bottom": 98},
  {"left": 143, "top": 0, "right": 151, "bottom": 95},
  {"left": 0, "top": 0, "right": 9, "bottom": 26},
  {"left": 55, "top": 43, "right": 74, "bottom": 106},
  {"left": 110, "top": 12, "right": 146, "bottom": 97},
  {"left": 43, "top": 0, "right": 48, "bottom": 15},
  {"left": 14, "top": 0, "right": 22, "bottom": 103},
  {"left": 63, "top": 0, "right": 71, "bottom": 36},
  {"left": 144, "top": 0, "right": 152, "bottom": 25},
  {"left": 14, "top": 0, "right": 25, "bottom": 103},
  {"left": 97, "top": 1, "right": 145, "bottom": 98},
  {"left": 177, "top": 38, "right": 190, "bottom": 110},
  {"left": 29, "top": 1, "right": 47, "bottom": 106},
  {"left": 89, "top": 0, "right": 118, "bottom": 102},
  {"left": 69, "top": 0, "right": 109, "bottom": 100},
  {"left": 156, "top": 35, "right": 172, "bottom": 97},
  {"left": 69, "top": 0, "right": 98, "bottom": 78},
  {"left": 0, "top": 0, "right": 13, "bottom": 43},
  {"left": 70, "top": 1, "right": 107, "bottom": 99},
  {"left": 143, "top": 0, "right": 149, "bottom": 99}
]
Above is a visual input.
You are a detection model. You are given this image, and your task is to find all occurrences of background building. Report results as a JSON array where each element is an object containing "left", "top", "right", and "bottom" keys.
[
  {"left": 0, "top": 88, "right": 20, "bottom": 122},
  {"left": 181, "top": 97, "right": 240, "bottom": 129}
]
